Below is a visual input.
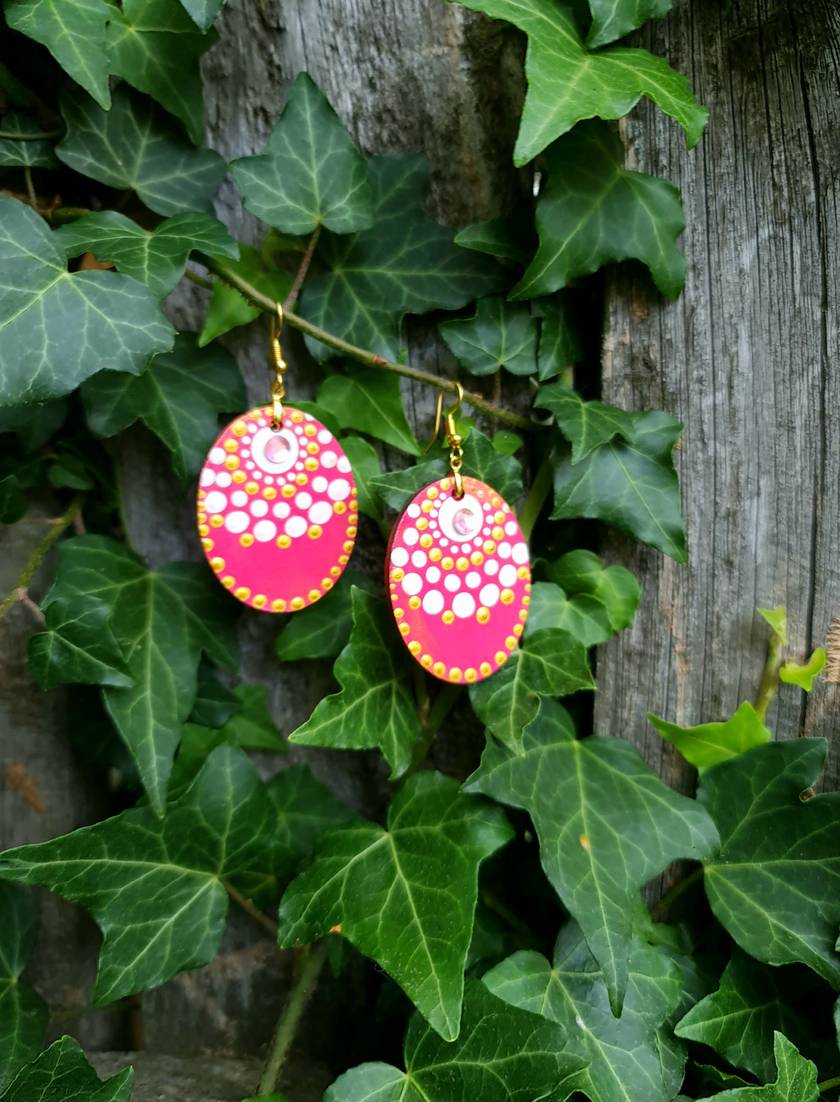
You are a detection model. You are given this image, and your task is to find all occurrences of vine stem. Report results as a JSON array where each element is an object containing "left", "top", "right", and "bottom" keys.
[
  {"left": 819, "top": 1076, "right": 840, "bottom": 1095},
  {"left": 257, "top": 940, "right": 329, "bottom": 1096},
  {"left": 23, "top": 165, "right": 37, "bottom": 208},
  {"left": 224, "top": 880, "right": 279, "bottom": 938},
  {"left": 650, "top": 866, "right": 704, "bottom": 921},
  {"left": 408, "top": 682, "right": 461, "bottom": 772},
  {"left": 0, "top": 494, "right": 84, "bottom": 623},
  {"left": 197, "top": 255, "right": 530, "bottom": 430},
  {"left": 284, "top": 226, "right": 321, "bottom": 310},
  {"left": 0, "top": 128, "right": 62, "bottom": 140},
  {"left": 754, "top": 626, "right": 786, "bottom": 721},
  {"left": 517, "top": 447, "right": 554, "bottom": 541}
]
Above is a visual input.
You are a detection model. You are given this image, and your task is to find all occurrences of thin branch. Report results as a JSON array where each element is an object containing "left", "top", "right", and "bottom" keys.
[
  {"left": 224, "top": 880, "right": 279, "bottom": 938},
  {"left": 819, "top": 1076, "right": 840, "bottom": 1095},
  {"left": 23, "top": 165, "right": 37, "bottom": 209},
  {"left": 650, "top": 866, "right": 704, "bottom": 921},
  {"left": 755, "top": 627, "right": 786, "bottom": 721},
  {"left": 284, "top": 226, "right": 321, "bottom": 310},
  {"left": 0, "top": 495, "right": 84, "bottom": 623},
  {"left": 517, "top": 448, "right": 554, "bottom": 541},
  {"left": 0, "top": 128, "right": 62, "bottom": 140}
]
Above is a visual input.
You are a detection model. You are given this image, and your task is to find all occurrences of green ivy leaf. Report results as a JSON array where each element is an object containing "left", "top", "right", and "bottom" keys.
[
  {"left": 232, "top": 73, "right": 373, "bottom": 235},
  {"left": 452, "top": 0, "right": 706, "bottom": 165},
  {"left": 268, "top": 765, "right": 354, "bottom": 883},
  {"left": 198, "top": 246, "right": 292, "bottom": 345},
  {"left": 779, "top": 648, "right": 826, "bottom": 692},
  {"left": 551, "top": 409, "right": 687, "bottom": 561},
  {"left": 0, "top": 113, "right": 58, "bottom": 168},
  {"left": 40, "top": 535, "right": 238, "bottom": 814},
  {"left": 758, "top": 606, "right": 788, "bottom": 645},
  {"left": 288, "top": 588, "right": 422, "bottom": 779},
  {"left": 0, "top": 747, "right": 275, "bottom": 1005},
  {"left": 469, "top": 628, "right": 594, "bottom": 752},
  {"left": 81, "top": 332, "right": 245, "bottom": 479},
  {"left": 649, "top": 701, "right": 771, "bottom": 772},
  {"left": 0, "top": 400, "right": 67, "bottom": 450},
  {"left": 466, "top": 700, "right": 719, "bottom": 1013},
  {"left": 28, "top": 597, "right": 133, "bottom": 691},
  {"left": 675, "top": 950, "right": 811, "bottom": 1082},
  {"left": 57, "top": 86, "right": 227, "bottom": 216},
  {"left": 188, "top": 663, "right": 239, "bottom": 727},
  {"left": 534, "top": 295, "right": 582, "bottom": 380},
  {"left": 536, "top": 381, "right": 638, "bottom": 463},
  {"left": 317, "top": 366, "right": 419, "bottom": 455},
  {"left": 526, "top": 549, "right": 640, "bottom": 646},
  {"left": 515, "top": 121, "right": 685, "bottom": 300},
  {"left": 0, "top": 197, "right": 174, "bottom": 406},
  {"left": 57, "top": 211, "right": 238, "bottom": 300},
  {"left": 340, "top": 437, "right": 383, "bottom": 523},
  {"left": 701, "top": 740, "right": 840, "bottom": 989},
  {"left": 0, "top": 1036, "right": 132, "bottom": 1102},
  {"left": 485, "top": 923, "right": 687, "bottom": 1102},
  {"left": 5, "top": 0, "right": 112, "bottom": 109},
  {"left": 0, "top": 886, "right": 47, "bottom": 1092},
  {"left": 454, "top": 209, "right": 536, "bottom": 265},
  {"left": 276, "top": 569, "right": 376, "bottom": 662},
  {"left": 300, "top": 154, "right": 506, "bottom": 361},
  {"left": 695, "top": 1033, "right": 819, "bottom": 1101},
  {"left": 323, "top": 979, "right": 580, "bottom": 1100},
  {"left": 176, "top": 0, "right": 225, "bottom": 29},
  {"left": 439, "top": 296, "right": 538, "bottom": 377},
  {"left": 279, "top": 772, "right": 512, "bottom": 1039},
  {"left": 586, "top": 0, "right": 673, "bottom": 48}
]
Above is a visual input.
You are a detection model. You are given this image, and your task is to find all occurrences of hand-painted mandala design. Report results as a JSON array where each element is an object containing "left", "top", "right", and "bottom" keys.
[
  {"left": 387, "top": 475, "right": 531, "bottom": 683},
  {"left": 197, "top": 406, "right": 357, "bottom": 612}
]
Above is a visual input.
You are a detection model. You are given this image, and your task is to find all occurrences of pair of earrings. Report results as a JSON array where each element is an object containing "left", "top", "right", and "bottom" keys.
[{"left": 196, "top": 305, "right": 531, "bottom": 685}]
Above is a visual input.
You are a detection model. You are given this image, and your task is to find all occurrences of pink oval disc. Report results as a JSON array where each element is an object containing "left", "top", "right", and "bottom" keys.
[
  {"left": 387, "top": 476, "right": 531, "bottom": 684},
  {"left": 197, "top": 406, "right": 357, "bottom": 613}
]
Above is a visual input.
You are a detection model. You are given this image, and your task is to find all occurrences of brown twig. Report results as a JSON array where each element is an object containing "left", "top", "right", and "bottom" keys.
[
  {"left": 0, "top": 494, "right": 84, "bottom": 623},
  {"left": 284, "top": 226, "right": 321, "bottom": 310},
  {"left": 224, "top": 880, "right": 279, "bottom": 938}
]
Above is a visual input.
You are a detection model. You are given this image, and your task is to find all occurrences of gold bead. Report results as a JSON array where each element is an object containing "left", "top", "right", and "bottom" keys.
[
  {"left": 456, "top": 557, "right": 469, "bottom": 571},
  {"left": 308, "top": 589, "right": 321, "bottom": 603},
  {"left": 442, "top": 610, "right": 455, "bottom": 625},
  {"left": 505, "top": 635, "right": 517, "bottom": 650},
  {"left": 224, "top": 438, "right": 238, "bottom": 452},
  {"left": 409, "top": 596, "right": 421, "bottom": 610},
  {"left": 306, "top": 441, "right": 319, "bottom": 454},
  {"left": 308, "top": 525, "right": 323, "bottom": 539},
  {"left": 518, "top": 566, "right": 530, "bottom": 580},
  {"left": 235, "top": 586, "right": 251, "bottom": 601},
  {"left": 330, "top": 566, "right": 341, "bottom": 578},
  {"left": 343, "top": 540, "right": 354, "bottom": 553},
  {"left": 391, "top": 567, "right": 405, "bottom": 582},
  {"left": 464, "top": 668, "right": 477, "bottom": 683},
  {"left": 519, "top": 609, "right": 528, "bottom": 622},
  {"left": 225, "top": 455, "right": 239, "bottom": 470},
  {"left": 291, "top": 596, "right": 305, "bottom": 610},
  {"left": 240, "top": 533, "right": 254, "bottom": 547},
  {"left": 483, "top": 540, "right": 496, "bottom": 554},
  {"left": 210, "top": 515, "right": 224, "bottom": 528},
  {"left": 296, "top": 473, "right": 308, "bottom": 485},
  {"left": 432, "top": 661, "right": 446, "bottom": 677},
  {"left": 449, "top": 667, "right": 462, "bottom": 682},
  {"left": 198, "top": 523, "right": 210, "bottom": 537},
  {"left": 291, "top": 410, "right": 304, "bottom": 423},
  {"left": 232, "top": 470, "right": 246, "bottom": 484},
  {"left": 477, "top": 607, "right": 490, "bottom": 623},
  {"left": 304, "top": 422, "right": 317, "bottom": 436},
  {"left": 394, "top": 608, "right": 405, "bottom": 620},
  {"left": 222, "top": 575, "right": 235, "bottom": 589},
  {"left": 245, "top": 481, "right": 259, "bottom": 495},
  {"left": 492, "top": 526, "right": 505, "bottom": 540},
  {"left": 232, "top": 420, "right": 247, "bottom": 437},
  {"left": 420, "top": 533, "right": 433, "bottom": 549},
  {"left": 426, "top": 486, "right": 439, "bottom": 499},
  {"left": 282, "top": 483, "right": 296, "bottom": 498},
  {"left": 495, "top": 651, "right": 507, "bottom": 666},
  {"left": 271, "top": 598, "right": 287, "bottom": 612},
  {"left": 513, "top": 623, "right": 524, "bottom": 636},
  {"left": 201, "top": 538, "right": 214, "bottom": 551},
  {"left": 322, "top": 578, "right": 333, "bottom": 590},
  {"left": 253, "top": 594, "right": 267, "bottom": 608},
  {"left": 429, "top": 547, "right": 442, "bottom": 561},
  {"left": 479, "top": 662, "right": 492, "bottom": 677},
  {"left": 304, "top": 457, "right": 318, "bottom": 471},
  {"left": 210, "top": 557, "right": 225, "bottom": 573},
  {"left": 416, "top": 517, "right": 428, "bottom": 530},
  {"left": 442, "top": 556, "right": 454, "bottom": 570},
  {"left": 421, "top": 653, "right": 433, "bottom": 668},
  {"left": 277, "top": 535, "right": 291, "bottom": 549},
  {"left": 470, "top": 551, "right": 484, "bottom": 566},
  {"left": 338, "top": 554, "right": 349, "bottom": 564},
  {"left": 399, "top": 622, "right": 410, "bottom": 636},
  {"left": 409, "top": 641, "right": 421, "bottom": 656},
  {"left": 264, "top": 487, "right": 277, "bottom": 500},
  {"left": 501, "top": 588, "right": 515, "bottom": 604},
  {"left": 334, "top": 501, "right": 347, "bottom": 514}
]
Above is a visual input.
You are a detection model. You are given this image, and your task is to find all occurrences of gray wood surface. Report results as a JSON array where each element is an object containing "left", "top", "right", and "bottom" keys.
[{"left": 595, "top": 0, "right": 840, "bottom": 790}]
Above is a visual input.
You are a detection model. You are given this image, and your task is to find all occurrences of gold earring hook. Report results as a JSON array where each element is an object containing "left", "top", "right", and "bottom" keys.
[
  {"left": 269, "top": 302, "right": 286, "bottom": 429},
  {"left": 423, "top": 383, "right": 465, "bottom": 497}
]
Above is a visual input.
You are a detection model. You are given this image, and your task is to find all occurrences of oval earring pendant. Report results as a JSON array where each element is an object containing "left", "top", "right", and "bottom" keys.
[
  {"left": 197, "top": 405, "right": 357, "bottom": 612},
  {"left": 387, "top": 475, "right": 530, "bottom": 683}
]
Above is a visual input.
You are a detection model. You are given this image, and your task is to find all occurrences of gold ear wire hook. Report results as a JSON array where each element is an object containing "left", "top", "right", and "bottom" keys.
[
  {"left": 269, "top": 302, "right": 286, "bottom": 429},
  {"left": 423, "top": 389, "right": 446, "bottom": 455},
  {"left": 444, "top": 383, "right": 465, "bottom": 499}
]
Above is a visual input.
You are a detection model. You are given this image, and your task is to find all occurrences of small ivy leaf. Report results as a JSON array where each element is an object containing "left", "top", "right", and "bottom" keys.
[
  {"left": 451, "top": 0, "right": 706, "bottom": 165},
  {"left": 491, "top": 430, "right": 523, "bottom": 456},
  {"left": 57, "top": 211, "right": 238, "bottom": 300},
  {"left": 0, "top": 747, "right": 275, "bottom": 1005},
  {"left": 758, "top": 606, "right": 788, "bottom": 645},
  {"left": 0, "top": 197, "right": 175, "bottom": 406},
  {"left": 188, "top": 662, "right": 239, "bottom": 728},
  {"left": 323, "top": 978, "right": 580, "bottom": 1100},
  {"left": 276, "top": 569, "right": 377, "bottom": 663},
  {"left": 550, "top": 409, "right": 687, "bottom": 562},
  {"left": 268, "top": 765, "right": 354, "bottom": 884},
  {"left": 288, "top": 588, "right": 423, "bottom": 779},
  {"left": 675, "top": 950, "right": 812, "bottom": 1082},
  {"left": 0, "top": 112, "right": 58, "bottom": 169},
  {"left": 533, "top": 295, "right": 582, "bottom": 381},
  {"left": 81, "top": 332, "right": 246, "bottom": 479},
  {"left": 485, "top": 923, "right": 687, "bottom": 1102},
  {"left": 232, "top": 73, "right": 373, "bottom": 235},
  {"left": 176, "top": 0, "right": 225, "bottom": 29},
  {"left": 466, "top": 700, "right": 720, "bottom": 1014},
  {"left": 526, "top": 549, "right": 640, "bottom": 646},
  {"left": 694, "top": 1033, "right": 819, "bottom": 1101},
  {"left": 536, "top": 381, "right": 638, "bottom": 463},
  {"left": 515, "top": 120, "right": 686, "bottom": 300},
  {"left": 0, "top": 400, "right": 68, "bottom": 451},
  {"left": 779, "top": 648, "right": 826, "bottom": 692},
  {"left": 469, "top": 628, "right": 594, "bottom": 752},
  {"left": 5, "top": 0, "right": 112, "bottom": 110},
  {"left": 300, "top": 153, "right": 506, "bottom": 362},
  {"left": 586, "top": 0, "right": 673, "bottom": 48},
  {"left": 700, "top": 740, "right": 840, "bottom": 989},
  {"left": 317, "top": 366, "right": 419, "bottom": 455},
  {"left": 28, "top": 597, "right": 133, "bottom": 692},
  {"left": 279, "top": 772, "right": 513, "bottom": 1040},
  {"left": 41, "top": 535, "right": 238, "bottom": 814},
  {"left": 649, "top": 701, "right": 771, "bottom": 772},
  {"left": 694, "top": 1065, "right": 754, "bottom": 1093},
  {"left": 106, "top": 0, "right": 216, "bottom": 146},
  {"left": 454, "top": 209, "right": 536, "bottom": 265},
  {"left": 0, "top": 1036, "right": 132, "bottom": 1102},
  {"left": 57, "top": 86, "right": 227, "bottom": 217},
  {"left": 0, "top": 885, "right": 47, "bottom": 1092},
  {"left": 340, "top": 437, "right": 383, "bottom": 523},
  {"left": 198, "top": 245, "right": 292, "bottom": 345},
  {"left": 439, "top": 296, "right": 539, "bottom": 377},
  {"left": 0, "top": 475, "right": 26, "bottom": 525}
]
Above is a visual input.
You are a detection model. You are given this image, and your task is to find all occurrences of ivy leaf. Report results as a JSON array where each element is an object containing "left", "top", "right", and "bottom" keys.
[
  {"left": 0, "top": 197, "right": 174, "bottom": 406},
  {"left": 439, "top": 296, "right": 538, "bottom": 377},
  {"left": 268, "top": 765, "right": 354, "bottom": 883},
  {"left": 177, "top": 0, "right": 225, "bottom": 29},
  {"left": 279, "top": 772, "right": 512, "bottom": 1039},
  {"left": 188, "top": 663, "right": 239, "bottom": 727},
  {"left": 0, "top": 399, "right": 67, "bottom": 450},
  {"left": 536, "top": 381, "right": 637, "bottom": 463},
  {"left": 466, "top": 700, "right": 719, "bottom": 1013},
  {"left": 232, "top": 73, "right": 373, "bottom": 235},
  {"left": 81, "top": 332, "right": 245, "bottom": 479},
  {"left": 454, "top": 210, "right": 536, "bottom": 265},
  {"left": 779, "top": 648, "right": 826, "bottom": 692},
  {"left": 57, "top": 86, "right": 227, "bottom": 216},
  {"left": 28, "top": 597, "right": 133, "bottom": 691},
  {"left": 0, "top": 747, "right": 275, "bottom": 1004},
  {"left": 675, "top": 950, "right": 811, "bottom": 1082},
  {"left": 341, "top": 437, "right": 384, "bottom": 523},
  {"left": 485, "top": 923, "right": 687, "bottom": 1102},
  {"left": 198, "top": 245, "right": 292, "bottom": 345},
  {"left": 586, "top": 0, "right": 673, "bottom": 49},
  {"left": 300, "top": 153, "right": 506, "bottom": 361},
  {"left": 695, "top": 1033, "right": 819, "bottom": 1102},
  {"left": 288, "top": 588, "right": 422, "bottom": 779},
  {"left": 700, "top": 740, "right": 840, "bottom": 989},
  {"left": 452, "top": 0, "right": 706, "bottom": 165},
  {"left": 317, "top": 366, "right": 419, "bottom": 455},
  {"left": 0, "top": 886, "right": 47, "bottom": 1092},
  {"left": 526, "top": 549, "right": 640, "bottom": 646},
  {"left": 534, "top": 295, "right": 582, "bottom": 380},
  {"left": 276, "top": 569, "right": 376, "bottom": 662},
  {"left": 106, "top": 0, "right": 215, "bottom": 146},
  {"left": 551, "top": 409, "right": 687, "bottom": 561},
  {"left": 469, "top": 628, "right": 594, "bottom": 752},
  {"left": 5, "top": 0, "right": 111, "bottom": 109},
  {"left": 0, "top": 1036, "right": 132, "bottom": 1102},
  {"left": 323, "top": 979, "right": 580, "bottom": 1100},
  {"left": 515, "top": 121, "right": 685, "bottom": 300},
  {"left": 649, "top": 701, "right": 771, "bottom": 772},
  {"left": 41, "top": 535, "right": 238, "bottom": 814},
  {"left": 57, "top": 211, "right": 238, "bottom": 300},
  {"left": 0, "top": 113, "right": 58, "bottom": 168}
]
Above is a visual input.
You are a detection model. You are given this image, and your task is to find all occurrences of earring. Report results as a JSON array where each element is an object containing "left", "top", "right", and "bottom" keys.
[
  {"left": 386, "top": 384, "right": 531, "bottom": 684},
  {"left": 196, "top": 304, "right": 358, "bottom": 613}
]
